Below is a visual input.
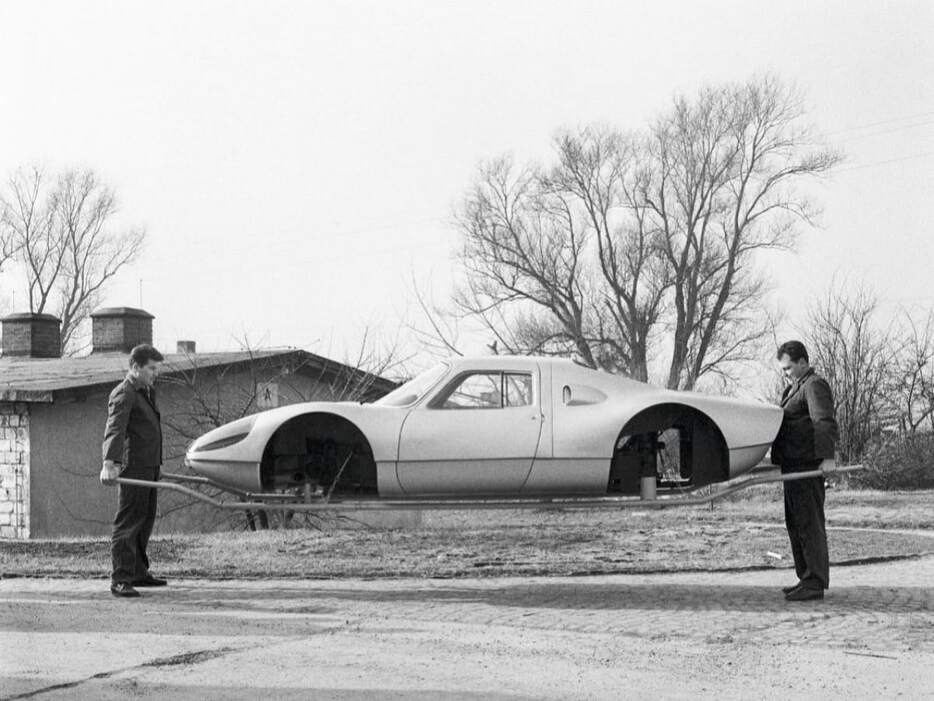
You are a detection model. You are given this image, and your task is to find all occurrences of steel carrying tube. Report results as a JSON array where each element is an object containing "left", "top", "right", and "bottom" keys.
[
  {"left": 114, "top": 464, "right": 863, "bottom": 513},
  {"left": 159, "top": 471, "right": 251, "bottom": 499}
]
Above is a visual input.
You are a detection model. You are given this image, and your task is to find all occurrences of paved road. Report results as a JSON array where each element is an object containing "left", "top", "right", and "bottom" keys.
[{"left": 2, "top": 556, "right": 933, "bottom": 700}]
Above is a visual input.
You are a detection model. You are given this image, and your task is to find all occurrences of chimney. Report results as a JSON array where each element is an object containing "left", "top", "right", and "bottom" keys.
[
  {"left": 90, "top": 307, "right": 154, "bottom": 353},
  {"left": 1, "top": 313, "right": 62, "bottom": 358},
  {"left": 177, "top": 340, "right": 196, "bottom": 354}
]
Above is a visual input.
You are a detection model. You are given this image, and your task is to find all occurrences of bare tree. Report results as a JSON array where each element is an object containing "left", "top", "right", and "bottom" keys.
[
  {"left": 453, "top": 156, "right": 611, "bottom": 369},
  {"left": 0, "top": 204, "right": 16, "bottom": 274},
  {"left": 0, "top": 166, "right": 145, "bottom": 353},
  {"left": 1, "top": 167, "right": 60, "bottom": 310},
  {"left": 889, "top": 309, "right": 934, "bottom": 434},
  {"left": 449, "top": 75, "right": 841, "bottom": 389},
  {"left": 805, "top": 282, "right": 898, "bottom": 463},
  {"left": 409, "top": 272, "right": 465, "bottom": 358},
  {"left": 750, "top": 310, "right": 791, "bottom": 404},
  {"left": 55, "top": 170, "right": 145, "bottom": 351},
  {"left": 640, "top": 76, "right": 841, "bottom": 388},
  {"left": 323, "top": 326, "right": 410, "bottom": 402},
  {"left": 548, "top": 126, "right": 669, "bottom": 380}
]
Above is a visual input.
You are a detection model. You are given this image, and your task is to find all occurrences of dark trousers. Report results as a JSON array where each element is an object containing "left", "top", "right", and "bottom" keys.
[
  {"left": 111, "top": 465, "right": 159, "bottom": 584},
  {"left": 782, "top": 462, "right": 829, "bottom": 590}
]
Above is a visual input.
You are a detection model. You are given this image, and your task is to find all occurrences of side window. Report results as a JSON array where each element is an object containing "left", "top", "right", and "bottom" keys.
[
  {"left": 504, "top": 373, "right": 533, "bottom": 407},
  {"left": 440, "top": 373, "right": 502, "bottom": 409},
  {"left": 437, "top": 372, "right": 535, "bottom": 409}
]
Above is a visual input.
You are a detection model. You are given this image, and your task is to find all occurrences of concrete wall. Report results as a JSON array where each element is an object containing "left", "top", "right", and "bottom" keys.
[
  {"left": 26, "top": 363, "right": 347, "bottom": 537},
  {"left": 0, "top": 403, "right": 30, "bottom": 538},
  {"left": 28, "top": 395, "right": 110, "bottom": 537}
]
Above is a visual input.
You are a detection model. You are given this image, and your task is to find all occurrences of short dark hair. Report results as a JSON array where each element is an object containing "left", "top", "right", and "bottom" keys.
[
  {"left": 129, "top": 344, "right": 164, "bottom": 367},
  {"left": 777, "top": 340, "right": 809, "bottom": 363}
]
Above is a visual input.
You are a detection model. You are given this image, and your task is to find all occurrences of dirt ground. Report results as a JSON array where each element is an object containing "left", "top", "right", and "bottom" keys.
[
  {"left": 6, "top": 488, "right": 934, "bottom": 580},
  {"left": 2, "top": 555, "right": 932, "bottom": 700}
]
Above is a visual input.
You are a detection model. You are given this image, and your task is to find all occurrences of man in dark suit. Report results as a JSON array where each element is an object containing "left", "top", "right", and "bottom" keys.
[
  {"left": 100, "top": 344, "right": 166, "bottom": 597},
  {"left": 771, "top": 340, "right": 839, "bottom": 602}
]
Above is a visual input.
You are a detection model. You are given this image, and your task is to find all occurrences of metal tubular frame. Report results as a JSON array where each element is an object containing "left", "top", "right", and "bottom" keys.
[{"left": 115, "top": 464, "right": 864, "bottom": 513}]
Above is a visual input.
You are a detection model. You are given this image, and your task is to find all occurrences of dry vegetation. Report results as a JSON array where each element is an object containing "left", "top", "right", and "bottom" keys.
[{"left": 2, "top": 489, "right": 931, "bottom": 580}]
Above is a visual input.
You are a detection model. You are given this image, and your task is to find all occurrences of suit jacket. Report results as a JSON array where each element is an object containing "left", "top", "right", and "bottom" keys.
[
  {"left": 102, "top": 373, "right": 163, "bottom": 468},
  {"left": 771, "top": 368, "right": 838, "bottom": 468}
]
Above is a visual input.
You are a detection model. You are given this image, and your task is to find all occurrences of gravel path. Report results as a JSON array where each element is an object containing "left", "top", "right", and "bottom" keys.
[{"left": 2, "top": 556, "right": 932, "bottom": 700}]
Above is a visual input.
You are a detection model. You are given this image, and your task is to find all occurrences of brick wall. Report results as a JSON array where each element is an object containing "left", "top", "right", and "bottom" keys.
[
  {"left": 0, "top": 402, "right": 30, "bottom": 538},
  {"left": 1, "top": 315, "right": 61, "bottom": 358},
  {"left": 91, "top": 316, "right": 153, "bottom": 353}
]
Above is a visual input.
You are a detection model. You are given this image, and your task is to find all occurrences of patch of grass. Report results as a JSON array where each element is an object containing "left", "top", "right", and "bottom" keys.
[
  {"left": 708, "top": 486, "right": 934, "bottom": 529},
  {"left": 2, "top": 490, "right": 931, "bottom": 580}
]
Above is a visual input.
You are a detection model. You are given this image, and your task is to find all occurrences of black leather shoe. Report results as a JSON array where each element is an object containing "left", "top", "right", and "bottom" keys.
[
  {"left": 132, "top": 575, "right": 168, "bottom": 587},
  {"left": 111, "top": 582, "right": 140, "bottom": 598},
  {"left": 782, "top": 582, "right": 802, "bottom": 594},
  {"left": 785, "top": 586, "right": 824, "bottom": 602}
]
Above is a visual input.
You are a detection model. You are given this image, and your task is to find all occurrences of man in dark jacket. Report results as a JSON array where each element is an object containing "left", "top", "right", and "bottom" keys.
[
  {"left": 99, "top": 344, "right": 166, "bottom": 597},
  {"left": 771, "top": 340, "right": 839, "bottom": 602}
]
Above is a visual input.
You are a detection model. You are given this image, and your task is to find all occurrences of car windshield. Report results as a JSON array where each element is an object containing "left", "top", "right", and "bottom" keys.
[{"left": 374, "top": 362, "right": 449, "bottom": 407}]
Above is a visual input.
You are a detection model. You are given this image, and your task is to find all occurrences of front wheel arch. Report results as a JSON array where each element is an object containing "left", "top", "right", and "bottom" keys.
[{"left": 260, "top": 412, "right": 377, "bottom": 495}]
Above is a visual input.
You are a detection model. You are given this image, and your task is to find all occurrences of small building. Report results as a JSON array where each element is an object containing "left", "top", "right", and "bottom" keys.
[{"left": 0, "top": 308, "right": 396, "bottom": 538}]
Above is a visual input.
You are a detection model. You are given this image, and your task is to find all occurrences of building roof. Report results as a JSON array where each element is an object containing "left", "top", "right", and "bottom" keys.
[
  {"left": 89, "top": 306, "right": 154, "bottom": 319},
  {"left": 0, "top": 349, "right": 397, "bottom": 402}
]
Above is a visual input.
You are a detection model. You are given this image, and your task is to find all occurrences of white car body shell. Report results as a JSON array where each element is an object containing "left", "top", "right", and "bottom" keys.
[{"left": 185, "top": 356, "right": 783, "bottom": 497}]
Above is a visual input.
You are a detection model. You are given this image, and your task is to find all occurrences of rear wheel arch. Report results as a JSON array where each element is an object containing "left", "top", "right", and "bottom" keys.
[{"left": 608, "top": 403, "right": 729, "bottom": 494}]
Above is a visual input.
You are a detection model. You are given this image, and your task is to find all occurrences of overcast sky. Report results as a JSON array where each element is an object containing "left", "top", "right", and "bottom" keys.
[{"left": 1, "top": 1, "right": 932, "bottom": 374}]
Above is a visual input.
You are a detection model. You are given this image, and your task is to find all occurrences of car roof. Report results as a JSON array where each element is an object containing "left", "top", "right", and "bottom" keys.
[
  {"left": 446, "top": 355, "right": 580, "bottom": 371},
  {"left": 443, "top": 355, "right": 658, "bottom": 393}
]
